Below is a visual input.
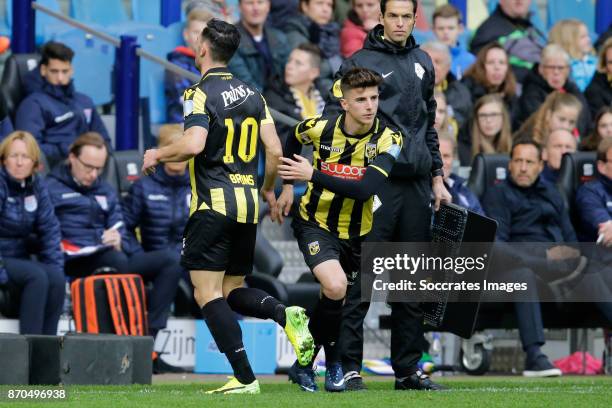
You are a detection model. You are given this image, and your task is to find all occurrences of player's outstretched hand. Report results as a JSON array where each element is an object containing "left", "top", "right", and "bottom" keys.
[
  {"left": 279, "top": 155, "right": 313, "bottom": 182},
  {"left": 262, "top": 188, "right": 280, "bottom": 223},
  {"left": 142, "top": 149, "right": 160, "bottom": 176}
]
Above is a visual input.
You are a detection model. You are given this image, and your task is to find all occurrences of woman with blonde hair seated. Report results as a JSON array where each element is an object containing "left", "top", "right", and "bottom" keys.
[{"left": 0, "top": 131, "right": 64, "bottom": 334}]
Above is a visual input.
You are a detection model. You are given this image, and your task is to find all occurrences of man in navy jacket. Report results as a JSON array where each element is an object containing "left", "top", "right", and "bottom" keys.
[
  {"left": 15, "top": 42, "right": 110, "bottom": 167},
  {"left": 484, "top": 139, "right": 612, "bottom": 377}
]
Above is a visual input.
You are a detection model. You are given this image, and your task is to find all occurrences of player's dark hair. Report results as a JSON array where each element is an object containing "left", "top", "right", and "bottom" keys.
[
  {"left": 381, "top": 0, "right": 417, "bottom": 15},
  {"left": 340, "top": 67, "right": 383, "bottom": 94},
  {"left": 40, "top": 41, "right": 74, "bottom": 66},
  {"left": 201, "top": 19, "right": 241, "bottom": 64},
  {"left": 510, "top": 138, "right": 542, "bottom": 160}
]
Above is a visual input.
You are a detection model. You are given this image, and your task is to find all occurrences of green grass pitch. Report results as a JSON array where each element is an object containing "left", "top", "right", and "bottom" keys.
[{"left": 2, "top": 376, "right": 611, "bottom": 407}]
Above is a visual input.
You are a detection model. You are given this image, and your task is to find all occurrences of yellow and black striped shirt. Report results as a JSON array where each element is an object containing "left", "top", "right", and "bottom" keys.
[
  {"left": 182, "top": 67, "right": 274, "bottom": 223},
  {"left": 294, "top": 113, "right": 403, "bottom": 239}
]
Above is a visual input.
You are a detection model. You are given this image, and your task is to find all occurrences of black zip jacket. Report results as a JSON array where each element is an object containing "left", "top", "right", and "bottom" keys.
[{"left": 325, "top": 24, "right": 442, "bottom": 179}]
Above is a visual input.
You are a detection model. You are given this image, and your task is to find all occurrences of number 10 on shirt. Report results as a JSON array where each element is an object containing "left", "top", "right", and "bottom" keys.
[{"left": 223, "top": 117, "right": 259, "bottom": 164}]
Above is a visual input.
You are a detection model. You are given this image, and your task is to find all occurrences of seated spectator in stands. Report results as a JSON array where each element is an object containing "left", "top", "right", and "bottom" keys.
[
  {"left": 15, "top": 42, "right": 111, "bottom": 167},
  {"left": 165, "top": 9, "right": 212, "bottom": 124},
  {"left": 422, "top": 41, "right": 472, "bottom": 129},
  {"left": 584, "top": 38, "right": 612, "bottom": 120},
  {"left": 517, "top": 44, "right": 591, "bottom": 137},
  {"left": 457, "top": 94, "right": 512, "bottom": 166},
  {"left": 268, "top": 0, "right": 300, "bottom": 30},
  {"left": 483, "top": 139, "right": 612, "bottom": 377},
  {"left": 186, "top": 0, "right": 234, "bottom": 22},
  {"left": 228, "top": 0, "right": 291, "bottom": 92},
  {"left": 439, "top": 133, "right": 484, "bottom": 215},
  {"left": 340, "top": 0, "right": 380, "bottom": 58},
  {"left": 122, "top": 124, "right": 187, "bottom": 373},
  {"left": 516, "top": 91, "right": 582, "bottom": 145},
  {"left": 434, "top": 90, "right": 458, "bottom": 140},
  {"left": 461, "top": 42, "right": 518, "bottom": 123},
  {"left": 540, "top": 128, "right": 577, "bottom": 184},
  {"left": 286, "top": 0, "right": 342, "bottom": 89},
  {"left": 548, "top": 19, "right": 597, "bottom": 93},
  {"left": 576, "top": 138, "right": 612, "bottom": 244},
  {"left": 46, "top": 132, "right": 129, "bottom": 277},
  {"left": 431, "top": 4, "right": 475, "bottom": 80},
  {"left": 470, "top": 0, "right": 545, "bottom": 83},
  {"left": 263, "top": 43, "right": 325, "bottom": 142},
  {"left": 0, "top": 131, "right": 64, "bottom": 335},
  {"left": 581, "top": 107, "right": 612, "bottom": 151}
]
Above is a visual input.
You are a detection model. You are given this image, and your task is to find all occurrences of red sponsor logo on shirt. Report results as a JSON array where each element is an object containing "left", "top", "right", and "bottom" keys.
[{"left": 320, "top": 162, "right": 366, "bottom": 180}]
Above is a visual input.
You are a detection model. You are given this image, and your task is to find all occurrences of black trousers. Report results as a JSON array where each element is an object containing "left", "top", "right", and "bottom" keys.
[
  {"left": 340, "top": 176, "right": 433, "bottom": 378},
  {"left": 5, "top": 258, "right": 65, "bottom": 335}
]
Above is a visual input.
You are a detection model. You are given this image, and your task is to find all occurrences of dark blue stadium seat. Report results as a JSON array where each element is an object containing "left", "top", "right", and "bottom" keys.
[
  {"left": 467, "top": 153, "right": 510, "bottom": 200},
  {"left": 112, "top": 149, "right": 143, "bottom": 196}
]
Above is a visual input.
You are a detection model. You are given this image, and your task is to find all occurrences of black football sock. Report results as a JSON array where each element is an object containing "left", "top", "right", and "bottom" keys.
[
  {"left": 306, "top": 294, "right": 344, "bottom": 366},
  {"left": 227, "top": 287, "right": 287, "bottom": 327},
  {"left": 201, "top": 297, "right": 255, "bottom": 384}
]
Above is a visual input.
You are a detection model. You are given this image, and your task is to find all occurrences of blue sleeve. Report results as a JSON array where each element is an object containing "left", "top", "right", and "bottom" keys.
[
  {"left": 15, "top": 97, "right": 61, "bottom": 160},
  {"left": 35, "top": 182, "right": 64, "bottom": 273},
  {"left": 121, "top": 181, "right": 145, "bottom": 256},
  {"left": 575, "top": 184, "right": 610, "bottom": 241}
]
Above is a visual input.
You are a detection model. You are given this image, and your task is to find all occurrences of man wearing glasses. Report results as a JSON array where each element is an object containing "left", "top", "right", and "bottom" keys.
[
  {"left": 46, "top": 132, "right": 128, "bottom": 277},
  {"left": 518, "top": 44, "right": 591, "bottom": 136}
]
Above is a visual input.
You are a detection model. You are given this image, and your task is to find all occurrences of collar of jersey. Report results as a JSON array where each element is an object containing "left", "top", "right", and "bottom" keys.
[
  {"left": 202, "top": 67, "right": 233, "bottom": 80},
  {"left": 337, "top": 114, "right": 380, "bottom": 140}
]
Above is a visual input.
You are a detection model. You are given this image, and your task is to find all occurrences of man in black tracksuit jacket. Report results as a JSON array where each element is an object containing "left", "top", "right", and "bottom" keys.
[{"left": 326, "top": 0, "right": 451, "bottom": 391}]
